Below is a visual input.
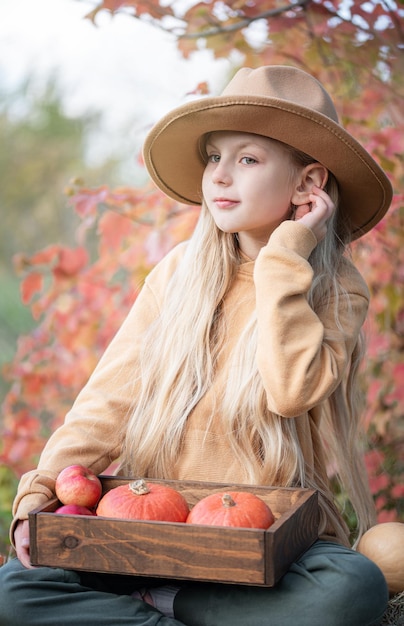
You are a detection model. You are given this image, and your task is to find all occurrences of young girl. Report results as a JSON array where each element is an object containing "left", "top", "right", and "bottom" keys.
[{"left": 0, "top": 65, "right": 393, "bottom": 626}]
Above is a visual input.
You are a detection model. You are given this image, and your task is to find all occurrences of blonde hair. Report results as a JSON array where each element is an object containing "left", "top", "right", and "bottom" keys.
[{"left": 121, "top": 140, "right": 376, "bottom": 543}]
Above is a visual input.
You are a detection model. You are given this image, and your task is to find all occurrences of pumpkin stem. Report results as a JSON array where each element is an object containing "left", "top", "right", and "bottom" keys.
[
  {"left": 129, "top": 479, "right": 150, "bottom": 496},
  {"left": 222, "top": 494, "right": 236, "bottom": 508}
]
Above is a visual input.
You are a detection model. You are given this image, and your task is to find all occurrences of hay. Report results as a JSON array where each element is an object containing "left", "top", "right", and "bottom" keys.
[{"left": 380, "top": 592, "right": 404, "bottom": 626}]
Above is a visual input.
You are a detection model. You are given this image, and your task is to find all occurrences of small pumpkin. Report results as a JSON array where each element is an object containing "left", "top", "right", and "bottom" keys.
[
  {"left": 96, "top": 479, "right": 190, "bottom": 522},
  {"left": 357, "top": 522, "right": 404, "bottom": 594},
  {"left": 186, "top": 491, "right": 275, "bottom": 529}
]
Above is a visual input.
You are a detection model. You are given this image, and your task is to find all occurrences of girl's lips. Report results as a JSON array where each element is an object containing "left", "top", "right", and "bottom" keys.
[{"left": 214, "top": 198, "right": 239, "bottom": 209}]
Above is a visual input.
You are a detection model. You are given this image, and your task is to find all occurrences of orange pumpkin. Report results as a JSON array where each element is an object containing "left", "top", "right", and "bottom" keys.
[
  {"left": 357, "top": 522, "right": 404, "bottom": 594},
  {"left": 186, "top": 491, "right": 275, "bottom": 529},
  {"left": 96, "top": 479, "right": 190, "bottom": 522}
]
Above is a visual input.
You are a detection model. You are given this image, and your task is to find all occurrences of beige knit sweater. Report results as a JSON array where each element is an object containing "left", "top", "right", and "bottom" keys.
[{"left": 11, "top": 221, "right": 369, "bottom": 545}]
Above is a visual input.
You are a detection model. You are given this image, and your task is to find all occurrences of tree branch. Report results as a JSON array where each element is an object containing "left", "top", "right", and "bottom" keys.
[{"left": 177, "top": 0, "right": 311, "bottom": 39}]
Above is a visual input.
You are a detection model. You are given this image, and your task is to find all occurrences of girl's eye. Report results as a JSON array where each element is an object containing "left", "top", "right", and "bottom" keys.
[
  {"left": 241, "top": 156, "right": 257, "bottom": 165},
  {"left": 207, "top": 154, "right": 220, "bottom": 163}
]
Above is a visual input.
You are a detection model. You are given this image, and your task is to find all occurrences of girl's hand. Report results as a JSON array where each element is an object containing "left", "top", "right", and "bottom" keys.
[
  {"left": 293, "top": 186, "right": 335, "bottom": 243},
  {"left": 14, "top": 519, "right": 34, "bottom": 569}
]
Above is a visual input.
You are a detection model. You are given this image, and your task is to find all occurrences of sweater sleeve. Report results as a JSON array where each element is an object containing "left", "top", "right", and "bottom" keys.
[
  {"left": 254, "top": 220, "right": 369, "bottom": 418},
  {"left": 11, "top": 243, "right": 187, "bottom": 537}
]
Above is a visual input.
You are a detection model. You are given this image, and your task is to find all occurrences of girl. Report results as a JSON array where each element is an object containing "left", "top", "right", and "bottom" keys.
[{"left": 0, "top": 65, "right": 393, "bottom": 626}]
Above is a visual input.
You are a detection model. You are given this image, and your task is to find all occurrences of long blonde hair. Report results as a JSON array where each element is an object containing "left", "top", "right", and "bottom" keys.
[{"left": 121, "top": 140, "right": 376, "bottom": 543}]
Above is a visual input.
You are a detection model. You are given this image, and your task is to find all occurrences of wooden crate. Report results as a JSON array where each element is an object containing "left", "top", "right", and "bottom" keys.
[{"left": 29, "top": 476, "right": 319, "bottom": 587}]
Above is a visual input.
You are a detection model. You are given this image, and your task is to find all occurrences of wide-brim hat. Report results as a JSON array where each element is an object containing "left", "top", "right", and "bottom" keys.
[{"left": 143, "top": 65, "right": 392, "bottom": 240}]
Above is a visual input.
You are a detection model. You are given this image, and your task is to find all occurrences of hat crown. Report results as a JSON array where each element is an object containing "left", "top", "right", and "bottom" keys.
[{"left": 221, "top": 66, "right": 339, "bottom": 124}]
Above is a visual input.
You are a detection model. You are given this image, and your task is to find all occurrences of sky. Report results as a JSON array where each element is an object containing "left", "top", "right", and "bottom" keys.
[{"left": 0, "top": 0, "right": 232, "bottom": 171}]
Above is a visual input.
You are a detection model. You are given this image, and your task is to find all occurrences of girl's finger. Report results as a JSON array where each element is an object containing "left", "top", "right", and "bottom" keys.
[{"left": 294, "top": 204, "right": 311, "bottom": 220}]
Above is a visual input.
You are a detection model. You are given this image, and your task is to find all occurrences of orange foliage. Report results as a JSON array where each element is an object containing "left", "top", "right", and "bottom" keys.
[{"left": 1, "top": 181, "right": 199, "bottom": 475}]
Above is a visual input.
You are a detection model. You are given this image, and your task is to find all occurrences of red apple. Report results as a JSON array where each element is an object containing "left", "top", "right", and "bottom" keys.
[
  {"left": 55, "top": 464, "right": 102, "bottom": 508},
  {"left": 55, "top": 504, "right": 96, "bottom": 516}
]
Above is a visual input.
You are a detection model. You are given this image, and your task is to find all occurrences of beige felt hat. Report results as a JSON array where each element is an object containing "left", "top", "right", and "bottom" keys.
[{"left": 143, "top": 65, "right": 392, "bottom": 239}]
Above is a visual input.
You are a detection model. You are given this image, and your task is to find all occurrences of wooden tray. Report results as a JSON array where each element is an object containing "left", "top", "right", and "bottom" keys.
[{"left": 29, "top": 476, "right": 319, "bottom": 586}]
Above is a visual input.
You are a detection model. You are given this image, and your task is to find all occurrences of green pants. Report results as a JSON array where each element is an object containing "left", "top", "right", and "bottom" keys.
[{"left": 0, "top": 541, "right": 388, "bottom": 626}]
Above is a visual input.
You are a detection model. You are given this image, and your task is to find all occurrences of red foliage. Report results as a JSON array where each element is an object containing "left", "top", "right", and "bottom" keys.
[
  {"left": 20, "top": 272, "right": 43, "bottom": 305},
  {"left": 352, "top": 199, "right": 404, "bottom": 522},
  {"left": 0, "top": 180, "right": 198, "bottom": 475}
]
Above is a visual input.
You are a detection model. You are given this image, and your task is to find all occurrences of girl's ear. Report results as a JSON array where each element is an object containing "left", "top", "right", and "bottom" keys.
[{"left": 291, "top": 163, "right": 328, "bottom": 206}]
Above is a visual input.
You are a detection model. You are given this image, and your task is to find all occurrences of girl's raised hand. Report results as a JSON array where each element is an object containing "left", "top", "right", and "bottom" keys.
[{"left": 293, "top": 186, "right": 335, "bottom": 243}]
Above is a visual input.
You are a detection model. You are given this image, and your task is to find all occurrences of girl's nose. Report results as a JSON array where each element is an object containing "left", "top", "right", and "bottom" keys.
[{"left": 211, "top": 162, "right": 232, "bottom": 185}]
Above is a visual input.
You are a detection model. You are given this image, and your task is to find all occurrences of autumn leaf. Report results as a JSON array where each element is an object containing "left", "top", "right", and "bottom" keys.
[
  {"left": 186, "top": 81, "right": 210, "bottom": 96},
  {"left": 70, "top": 186, "right": 109, "bottom": 219},
  {"left": 53, "top": 247, "right": 89, "bottom": 279},
  {"left": 20, "top": 272, "right": 43, "bottom": 304},
  {"left": 98, "top": 211, "right": 135, "bottom": 252}
]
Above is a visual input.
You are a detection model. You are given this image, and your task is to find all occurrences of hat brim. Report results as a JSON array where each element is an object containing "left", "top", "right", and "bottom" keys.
[{"left": 143, "top": 96, "right": 393, "bottom": 240}]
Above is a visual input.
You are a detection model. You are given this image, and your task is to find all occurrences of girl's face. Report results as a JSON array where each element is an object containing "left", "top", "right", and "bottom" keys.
[{"left": 202, "top": 131, "right": 298, "bottom": 259}]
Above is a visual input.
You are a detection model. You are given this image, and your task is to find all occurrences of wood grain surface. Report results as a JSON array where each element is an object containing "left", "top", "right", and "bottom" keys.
[{"left": 29, "top": 477, "right": 319, "bottom": 586}]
